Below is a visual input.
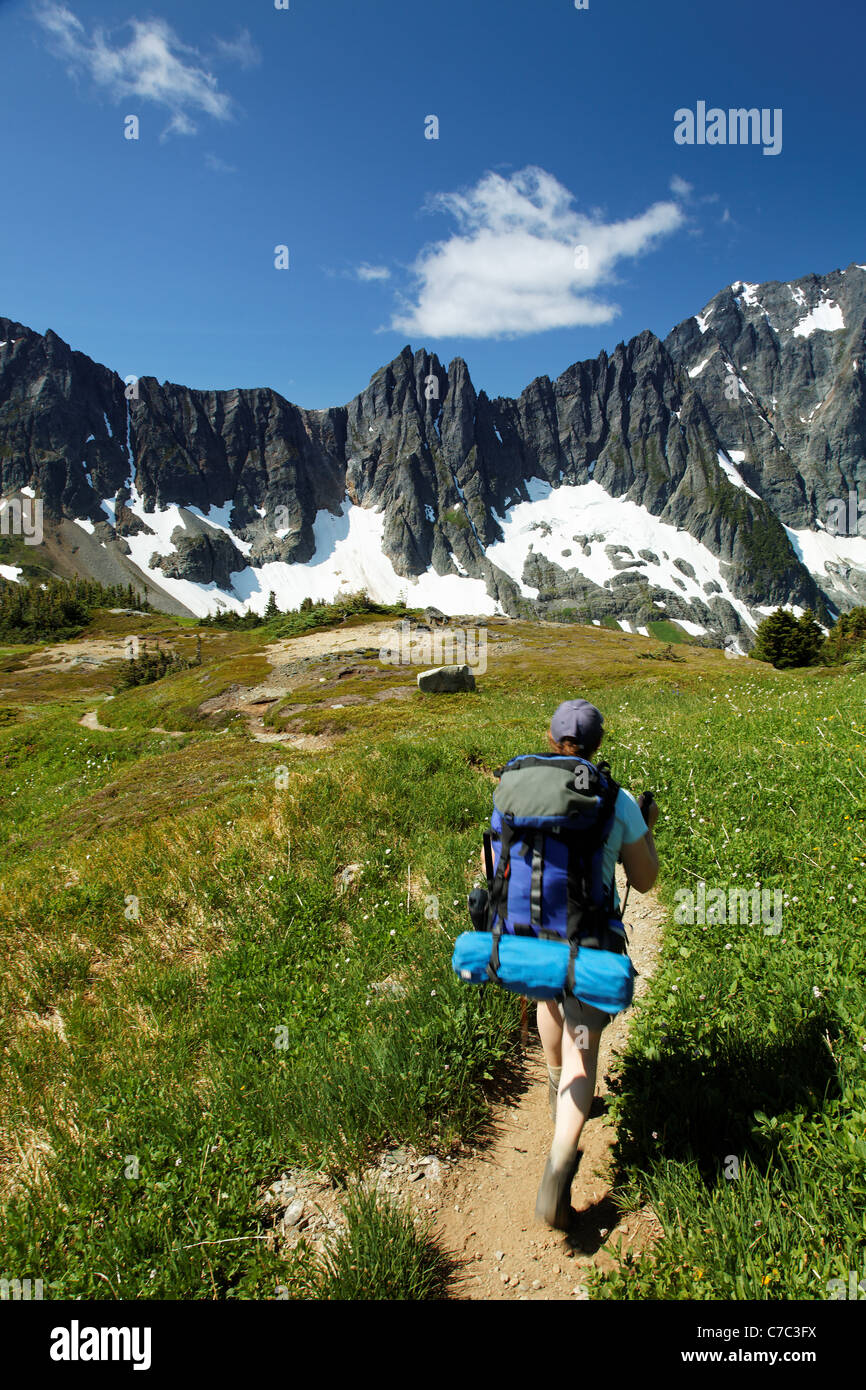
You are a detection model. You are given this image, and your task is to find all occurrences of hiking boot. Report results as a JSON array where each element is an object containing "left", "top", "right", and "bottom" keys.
[{"left": 534, "top": 1154, "right": 579, "bottom": 1231}]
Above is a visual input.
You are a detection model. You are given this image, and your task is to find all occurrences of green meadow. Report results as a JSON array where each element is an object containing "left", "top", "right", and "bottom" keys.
[{"left": 0, "top": 609, "right": 864, "bottom": 1299}]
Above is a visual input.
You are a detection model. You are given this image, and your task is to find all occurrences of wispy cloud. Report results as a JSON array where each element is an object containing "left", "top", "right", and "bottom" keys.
[
  {"left": 356, "top": 263, "right": 391, "bottom": 282},
  {"left": 670, "top": 175, "right": 693, "bottom": 198},
  {"left": 204, "top": 152, "right": 237, "bottom": 175},
  {"left": 32, "top": 5, "right": 260, "bottom": 139},
  {"left": 388, "top": 167, "right": 685, "bottom": 339},
  {"left": 212, "top": 29, "right": 261, "bottom": 71}
]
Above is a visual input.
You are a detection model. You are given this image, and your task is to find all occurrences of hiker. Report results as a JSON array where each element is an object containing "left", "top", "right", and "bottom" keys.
[{"left": 534, "top": 699, "right": 659, "bottom": 1230}]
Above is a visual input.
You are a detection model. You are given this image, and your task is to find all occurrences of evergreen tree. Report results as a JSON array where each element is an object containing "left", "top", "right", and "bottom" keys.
[
  {"left": 795, "top": 609, "right": 824, "bottom": 666},
  {"left": 824, "top": 606, "right": 866, "bottom": 664},
  {"left": 751, "top": 607, "right": 825, "bottom": 669}
]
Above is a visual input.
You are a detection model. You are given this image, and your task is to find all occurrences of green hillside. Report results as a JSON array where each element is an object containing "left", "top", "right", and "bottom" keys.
[{"left": 0, "top": 610, "right": 863, "bottom": 1300}]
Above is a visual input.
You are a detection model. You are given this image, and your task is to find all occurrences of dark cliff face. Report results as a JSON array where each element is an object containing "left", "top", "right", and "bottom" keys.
[
  {"left": 664, "top": 266, "right": 866, "bottom": 527},
  {"left": 0, "top": 317, "right": 129, "bottom": 516},
  {"left": 129, "top": 377, "right": 347, "bottom": 566},
  {"left": 3, "top": 265, "right": 864, "bottom": 634}
]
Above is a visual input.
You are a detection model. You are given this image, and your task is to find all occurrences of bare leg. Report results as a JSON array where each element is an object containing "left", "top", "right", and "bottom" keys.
[
  {"left": 537, "top": 998, "right": 564, "bottom": 1069},
  {"left": 537, "top": 999, "right": 564, "bottom": 1119},
  {"left": 535, "top": 1012, "right": 604, "bottom": 1229},
  {"left": 550, "top": 1018, "right": 603, "bottom": 1170}
]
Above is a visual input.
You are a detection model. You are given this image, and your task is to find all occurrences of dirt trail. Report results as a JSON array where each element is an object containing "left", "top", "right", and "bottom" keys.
[
  {"left": 424, "top": 866, "right": 665, "bottom": 1299},
  {"left": 79, "top": 709, "right": 124, "bottom": 733},
  {"left": 78, "top": 709, "right": 188, "bottom": 738}
]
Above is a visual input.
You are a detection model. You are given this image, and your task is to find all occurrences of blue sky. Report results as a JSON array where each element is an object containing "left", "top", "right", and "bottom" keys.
[{"left": 1, "top": 0, "right": 864, "bottom": 409}]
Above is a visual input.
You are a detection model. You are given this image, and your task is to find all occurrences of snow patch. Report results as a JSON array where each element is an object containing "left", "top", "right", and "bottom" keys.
[
  {"left": 73, "top": 518, "right": 95, "bottom": 535},
  {"left": 717, "top": 451, "right": 761, "bottom": 500},
  {"left": 735, "top": 282, "right": 760, "bottom": 305},
  {"left": 688, "top": 356, "right": 712, "bottom": 379},
  {"left": 754, "top": 603, "right": 808, "bottom": 619},
  {"left": 120, "top": 495, "right": 501, "bottom": 619},
  {"left": 486, "top": 478, "right": 762, "bottom": 630},
  {"left": 0, "top": 564, "right": 22, "bottom": 583},
  {"left": 792, "top": 299, "right": 845, "bottom": 338},
  {"left": 694, "top": 311, "right": 711, "bottom": 334},
  {"left": 783, "top": 525, "right": 866, "bottom": 584}
]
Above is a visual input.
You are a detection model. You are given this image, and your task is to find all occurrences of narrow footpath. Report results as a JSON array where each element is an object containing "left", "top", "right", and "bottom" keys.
[{"left": 427, "top": 867, "right": 666, "bottom": 1299}]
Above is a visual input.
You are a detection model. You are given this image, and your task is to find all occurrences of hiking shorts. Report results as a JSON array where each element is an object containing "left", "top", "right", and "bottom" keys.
[{"left": 561, "top": 992, "right": 611, "bottom": 1033}]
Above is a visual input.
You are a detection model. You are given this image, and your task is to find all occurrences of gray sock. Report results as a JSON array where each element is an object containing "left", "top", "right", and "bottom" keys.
[{"left": 547, "top": 1066, "right": 562, "bottom": 1121}]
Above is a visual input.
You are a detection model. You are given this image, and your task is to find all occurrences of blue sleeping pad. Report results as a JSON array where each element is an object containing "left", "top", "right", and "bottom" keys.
[{"left": 451, "top": 929, "right": 636, "bottom": 1014}]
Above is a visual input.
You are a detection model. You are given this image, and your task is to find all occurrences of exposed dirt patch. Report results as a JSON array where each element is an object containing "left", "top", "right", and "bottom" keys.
[
  {"left": 248, "top": 726, "right": 337, "bottom": 751},
  {"left": 263, "top": 621, "right": 406, "bottom": 667},
  {"left": 195, "top": 626, "right": 419, "bottom": 745},
  {"left": 24, "top": 639, "right": 128, "bottom": 669}
]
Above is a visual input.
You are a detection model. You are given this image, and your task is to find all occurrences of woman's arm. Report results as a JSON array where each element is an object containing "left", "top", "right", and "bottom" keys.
[{"left": 621, "top": 799, "right": 660, "bottom": 892}]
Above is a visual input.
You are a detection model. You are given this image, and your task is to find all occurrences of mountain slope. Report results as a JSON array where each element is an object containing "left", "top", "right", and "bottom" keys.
[{"left": 2, "top": 263, "right": 865, "bottom": 641}]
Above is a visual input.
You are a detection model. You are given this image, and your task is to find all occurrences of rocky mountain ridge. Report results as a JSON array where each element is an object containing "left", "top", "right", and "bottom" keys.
[{"left": 2, "top": 260, "right": 864, "bottom": 643}]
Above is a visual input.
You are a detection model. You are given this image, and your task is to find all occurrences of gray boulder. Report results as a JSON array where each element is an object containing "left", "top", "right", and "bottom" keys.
[{"left": 417, "top": 664, "right": 477, "bottom": 693}]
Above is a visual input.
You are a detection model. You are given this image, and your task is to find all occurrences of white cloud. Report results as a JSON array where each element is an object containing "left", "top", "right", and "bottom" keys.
[
  {"left": 212, "top": 29, "right": 261, "bottom": 70},
  {"left": 33, "top": 5, "right": 258, "bottom": 139},
  {"left": 388, "top": 167, "right": 685, "bottom": 339},
  {"left": 670, "top": 175, "right": 693, "bottom": 197},
  {"left": 356, "top": 263, "right": 391, "bottom": 282},
  {"left": 204, "top": 152, "right": 237, "bottom": 175}
]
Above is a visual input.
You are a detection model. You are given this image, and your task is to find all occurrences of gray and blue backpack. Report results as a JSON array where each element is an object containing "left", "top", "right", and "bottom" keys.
[{"left": 452, "top": 753, "right": 636, "bottom": 1014}]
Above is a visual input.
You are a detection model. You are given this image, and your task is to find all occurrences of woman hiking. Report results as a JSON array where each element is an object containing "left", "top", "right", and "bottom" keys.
[{"left": 533, "top": 698, "right": 659, "bottom": 1231}]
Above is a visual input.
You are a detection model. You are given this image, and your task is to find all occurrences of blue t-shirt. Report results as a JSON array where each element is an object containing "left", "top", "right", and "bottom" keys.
[{"left": 603, "top": 787, "right": 650, "bottom": 911}]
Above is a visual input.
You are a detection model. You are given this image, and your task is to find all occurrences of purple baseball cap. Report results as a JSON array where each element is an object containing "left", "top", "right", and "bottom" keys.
[{"left": 550, "top": 699, "right": 604, "bottom": 750}]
